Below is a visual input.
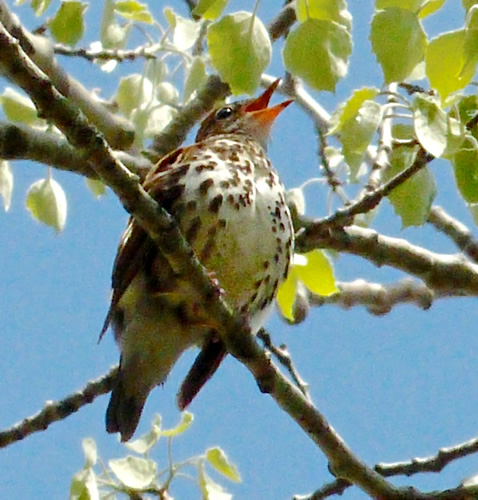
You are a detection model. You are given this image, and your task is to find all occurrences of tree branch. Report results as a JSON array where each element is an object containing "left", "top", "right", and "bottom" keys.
[
  {"left": 428, "top": 205, "right": 478, "bottom": 264},
  {"left": 0, "top": 121, "right": 152, "bottom": 178},
  {"left": 0, "top": 14, "right": 419, "bottom": 498},
  {"left": 0, "top": 0, "right": 134, "bottom": 149},
  {"left": 297, "top": 224, "right": 478, "bottom": 296},
  {"left": 0, "top": 367, "right": 116, "bottom": 448}
]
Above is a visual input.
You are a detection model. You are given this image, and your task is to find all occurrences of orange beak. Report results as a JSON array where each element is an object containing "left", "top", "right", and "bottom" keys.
[{"left": 244, "top": 79, "right": 293, "bottom": 127}]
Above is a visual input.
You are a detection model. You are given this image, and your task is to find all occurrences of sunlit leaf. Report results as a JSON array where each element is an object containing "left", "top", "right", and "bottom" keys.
[
  {"left": 193, "top": 0, "right": 228, "bottom": 20},
  {"left": 295, "top": 0, "right": 352, "bottom": 29},
  {"left": 293, "top": 250, "right": 339, "bottom": 296},
  {"left": 198, "top": 460, "right": 233, "bottom": 500},
  {"left": 370, "top": 7, "right": 426, "bottom": 82},
  {"left": 413, "top": 95, "right": 448, "bottom": 157},
  {"left": 276, "top": 269, "right": 298, "bottom": 321},
  {"left": 159, "top": 411, "right": 193, "bottom": 436},
  {"left": 26, "top": 176, "right": 67, "bottom": 233},
  {"left": 165, "top": 8, "right": 200, "bottom": 50},
  {"left": 70, "top": 468, "right": 99, "bottom": 500},
  {"left": 125, "top": 415, "right": 162, "bottom": 454},
  {"left": 385, "top": 147, "right": 437, "bottom": 227},
  {"left": 426, "top": 29, "right": 475, "bottom": 100},
  {"left": 1, "top": 87, "right": 40, "bottom": 125},
  {"left": 116, "top": 74, "right": 154, "bottom": 117},
  {"left": 283, "top": 18, "right": 352, "bottom": 92},
  {"left": 82, "top": 438, "right": 97, "bottom": 468},
  {"left": 184, "top": 56, "right": 207, "bottom": 102},
  {"left": 48, "top": 1, "right": 87, "bottom": 46},
  {"left": 109, "top": 456, "right": 156, "bottom": 489},
  {"left": 206, "top": 447, "right": 241, "bottom": 482},
  {"left": 453, "top": 138, "right": 478, "bottom": 203},
  {"left": 85, "top": 178, "right": 107, "bottom": 198},
  {"left": 208, "top": 12, "right": 271, "bottom": 95},
  {"left": 114, "top": 0, "right": 153, "bottom": 23}
]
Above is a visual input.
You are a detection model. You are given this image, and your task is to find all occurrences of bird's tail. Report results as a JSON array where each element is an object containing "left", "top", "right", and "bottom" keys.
[
  {"left": 177, "top": 337, "right": 227, "bottom": 410},
  {"left": 106, "top": 360, "right": 151, "bottom": 442}
]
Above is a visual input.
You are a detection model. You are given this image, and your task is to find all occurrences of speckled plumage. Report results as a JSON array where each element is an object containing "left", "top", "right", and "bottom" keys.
[{"left": 103, "top": 80, "right": 294, "bottom": 441}]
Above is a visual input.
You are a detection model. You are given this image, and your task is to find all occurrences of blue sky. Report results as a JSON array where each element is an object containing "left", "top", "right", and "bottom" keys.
[{"left": 1, "top": 1, "right": 477, "bottom": 499}]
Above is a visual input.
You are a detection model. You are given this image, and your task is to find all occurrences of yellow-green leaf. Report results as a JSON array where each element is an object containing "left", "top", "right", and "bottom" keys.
[
  {"left": 159, "top": 411, "right": 193, "bottom": 436},
  {"left": 125, "top": 415, "right": 162, "bottom": 454},
  {"left": 184, "top": 56, "right": 207, "bottom": 102},
  {"left": 208, "top": 12, "right": 271, "bottom": 95},
  {"left": 413, "top": 95, "right": 448, "bottom": 157},
  {"left": 276, "top": 269, "right": 298, "bottom": 322},
  {"left": 385, "top": 146, "right": 437, "bottom": 227},
  {"left": 26, "top": 176, "right": 67, "bottom": 233},
  {"left": 370, "top": 7, "right": 426, "bottom": 83},
  {"left": 115, "top": 0, "right": 153, "bottom": 23},
  {"left": 283, "top": 19, "right": 352, "bottom": 92},
  {"left": 453, "top": 138, "right": 478, "bottom": 203},
  {"left": 293, "top": 250, "right": 338, "bottom": 296},
  {"left": 376, "top": 0, "right": 423, "bottom": 9},
  {"left": 193, "top": 0, "right": 228, "bottom": 20},
  {"left": 48, "top": 1, "right": 87, "bottom": 46},
  {"left": 295, "top": 0, "right": 352, "bottom": 29},
  {"left": 1, "top": 87, "right": 40, "bottom": 125},
  {"left": 426, "top": 29, "right": 475, "bottom": 100},
  {"left": 109, "top": 456, "right": 156, "bottom": 489},
  {"left": 85, "top": 178, "right": 107, "bottom": 198},
  {"left": 206, "top": 447, "right": 241, "bottom": 482},
  {"left": 329, "top": 87, "right": 380, "bottom": 134}
]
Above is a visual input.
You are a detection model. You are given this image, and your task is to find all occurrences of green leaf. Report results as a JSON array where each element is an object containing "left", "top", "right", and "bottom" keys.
[
  {"left": 184, "top": 56, "right": 207, "bottom": 102},
  {"left": 115, "top": 0, "right": 153, "bottom": 23},
  {"left": 385, "top": 147, "right": 437, "bottom": 227},
  {"left": 283, "top": 19, "right": 352, "bottom": 92},
  {"left": 293, "top": 251, "right": 338, "bottom": 296},
  {"left": 109, "top": 456, "right": 157, "bottom": 489},
  {"left": 419, "top": 0, "right": 447, "bottom": 18},
  {"left": 165, "top": 8, "right": 201, "bottom": 50},
  {"left": 193, "top": 0, "right": 228, "bottom": 20},
  {"left": 0, "top": 161, "right": 13, "bottom": 211},
  {"left": 453, "top": 138, "right": 478, "bottom": 203},
  {"left": 412, "top": 95, "right": 448, "bottom": 157},
  {"left": 376, "top": 0, "right": 423, "bottom": 9},
  {"left": 426, "top": 29, "right": 475, "bottom": 100},
  {"left": 198, "top": 460, "right": 233, "bottom": 500},
  {"left": 125, "top": 415, "right": 162, "bottom": 454},
  {"left": 156, "top": 82, "right": 179, "bottom": 105},
  {"left": 116, "top": 74, "right": 154, "bottom": 117},
  {"left": 206, "top": 447, "right": 241, "bottom": 482},
  {"left": 85, "top": 178, "right": 107, "bottom": 198},
  {"left": 370, "top": 8, "right": 426, "bottom": 83},
  {"left": 31, "top": 0, "right": 52, "bottom": 16},
  {"left": 26, "top": 176, "right": 67, "bottom": 233},
  {"left": 208, "top": 12, "right": 271, "bottom": 95},
  {"left": 160, "top": 411, "right": 193, "bottom": 436},
  {"left": 48, "top": 1, "right": 87, "bottom": 46},
  {"left": 295, "top": 0, "right": 352, "bottom": 29},
  {"left": 276, "top": 270, "right": 298, "bottom": 321},
  {"left": 1, "top": 87, "right": 40, "bottom": 125},
  {"left": 82, "top": 438, "right": 97, "bottom": 468},
  {"left": 70, "top": 468, "right": 99, "bottom": 500},
  {"left": 463, "top": 6, "right": 478, "bottom": 72},
  {"left": 330, "top": 88, "right": 381, "bottom": 179}
]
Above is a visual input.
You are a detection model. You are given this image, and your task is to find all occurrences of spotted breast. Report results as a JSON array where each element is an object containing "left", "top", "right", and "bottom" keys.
[{"left": 102, "top": 79, "right": 294, "bottom": 441}]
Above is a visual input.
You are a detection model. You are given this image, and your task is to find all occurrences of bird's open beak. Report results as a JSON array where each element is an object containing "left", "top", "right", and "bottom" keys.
[{"left": 244, "top": 79, "right": 293, "bottom": 127}]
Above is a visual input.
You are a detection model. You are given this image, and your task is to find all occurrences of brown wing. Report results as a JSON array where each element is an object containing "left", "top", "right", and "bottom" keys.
[{"left": 100, "top": 145, "right": 194, "bottom": 341}]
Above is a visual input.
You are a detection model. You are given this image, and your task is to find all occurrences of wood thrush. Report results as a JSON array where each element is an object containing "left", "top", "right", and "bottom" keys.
[{"left": 102, "top": 79, "right": 294, "bottom": 441}]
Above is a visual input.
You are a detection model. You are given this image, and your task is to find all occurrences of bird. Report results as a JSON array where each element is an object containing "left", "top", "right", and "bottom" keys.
[{"left": 101, "top": 79, "right": 294, "bottom": 442}]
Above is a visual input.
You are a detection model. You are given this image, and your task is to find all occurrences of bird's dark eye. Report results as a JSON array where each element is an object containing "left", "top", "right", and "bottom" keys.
[{"left": 215, "top": 106, "right": 233, "bottom": 120}]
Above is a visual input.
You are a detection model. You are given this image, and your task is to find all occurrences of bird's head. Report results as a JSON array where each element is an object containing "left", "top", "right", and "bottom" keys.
[{"left": 196, "top": 79, "right": 293, "bottom": 149}]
